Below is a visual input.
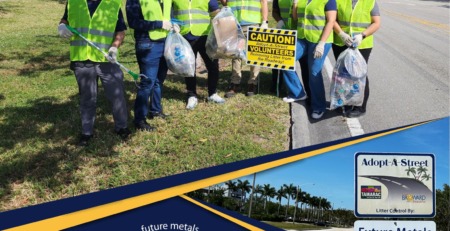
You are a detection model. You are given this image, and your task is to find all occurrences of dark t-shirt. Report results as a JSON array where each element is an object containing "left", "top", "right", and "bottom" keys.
[{"left": 62, "top": 0, "right": 127, "bottom": 32}]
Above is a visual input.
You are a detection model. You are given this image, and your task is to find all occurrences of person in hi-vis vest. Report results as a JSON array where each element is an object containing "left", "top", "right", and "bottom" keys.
[
  {"left": 57, "top": 0, "right": 130, "bottom": 147},
  {"left": 332, "top": 0, "right": 380, "bottom": 118},
  {"left": 220, "top": 0, "right": 269, "bottom": 98},
  {"left": 281, "top": 0, "right": 337, "bottom": 120},
  {"left": 126, "top": 0, "right": 180, "bottom": 132},
  {"left": 271, "top": 0, "right": 309, "bottom": 104},
  {"left": 172, "top": 0, "right": 226, "bottom": 110}
]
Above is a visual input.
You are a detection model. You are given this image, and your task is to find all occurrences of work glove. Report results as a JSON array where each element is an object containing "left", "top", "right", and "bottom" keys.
[
  {"left": 162, "top": 20, "right": 173, "bottom": 31},
  {"left": 105, "top": 46, "right": 118, "bottom": 63},
  {"left": 172, "top": 23, "right": 181, "bottom": 33},
  {"left": 58, "top": 23, "right": 73, "bottom": 39},
  {"left": 338, "top": 31, "right": 353, "bottom": 47},
  {"left": 260, "top": 21, "right": 269, "bottom": 29},
  {"left": 353, "top": 34, "right": 363, "bottom": 47},
  {"left": 313, "top": 41, "right": 325, "bottom": 59},
  {"left": 276, "top": 20, "right": 285, "bottom": 29}
]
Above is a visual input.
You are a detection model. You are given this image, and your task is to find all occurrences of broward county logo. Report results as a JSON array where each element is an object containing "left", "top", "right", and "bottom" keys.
[
  {"left": 402, "top": 193, "right": 427, "bottom": 203},
  {"left": 361, "top": 185, "right": 381, "bottom": 199}
]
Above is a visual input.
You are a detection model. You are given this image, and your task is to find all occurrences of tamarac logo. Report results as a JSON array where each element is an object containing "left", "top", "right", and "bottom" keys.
[{"left": 361, "top": 186, "right": 381, "bottom": 199}]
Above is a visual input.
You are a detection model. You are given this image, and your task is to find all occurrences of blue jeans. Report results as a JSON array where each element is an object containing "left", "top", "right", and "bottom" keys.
[
  {"left": 282, "top": 39, "right": 331, "bottom": 112},
  {"left": 134, "top": 40, "right": 168, "bottom": 123}
]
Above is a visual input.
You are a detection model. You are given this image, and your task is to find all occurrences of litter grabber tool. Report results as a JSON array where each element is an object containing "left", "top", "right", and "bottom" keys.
[{"left": 65, "top": 25, "right": 147, "bottom": 88}]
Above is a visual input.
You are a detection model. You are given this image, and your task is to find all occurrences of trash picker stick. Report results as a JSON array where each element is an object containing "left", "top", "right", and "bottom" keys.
[{"left": 65, "top": 25, "right": 146, "bottom": 87}]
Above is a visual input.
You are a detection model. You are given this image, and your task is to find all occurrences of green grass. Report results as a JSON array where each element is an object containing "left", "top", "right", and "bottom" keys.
[
  {"left": 0, "top": 0, "right": 290, "bottom": 211},
  {"left": 263, "top": 221, "right": 329, "bottom": 230}
]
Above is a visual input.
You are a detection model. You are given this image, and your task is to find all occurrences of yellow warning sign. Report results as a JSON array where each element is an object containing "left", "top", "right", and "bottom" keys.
[{"left": 246, "top": 27, "right": 297, "bottom": 71}]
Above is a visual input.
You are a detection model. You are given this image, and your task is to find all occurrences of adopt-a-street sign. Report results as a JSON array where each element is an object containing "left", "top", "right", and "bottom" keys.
[
  {"left": 354, "top": 220, "right": 436, "bottom": 231},
  {"left": 246, "top": 27, "right": 297, "bottom": 71},
  {"left": 355, "top": 153, "right": 435, "bottom": 218}
]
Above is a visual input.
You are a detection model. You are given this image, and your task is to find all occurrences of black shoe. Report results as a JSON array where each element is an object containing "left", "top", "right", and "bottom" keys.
[
  {"left": 115, "top": 128, "right": 131, "bottom": 140},
  {"left": 135, "top": 121, "right": 155, "bottom": 132},
  {"left": 148, "top": 112, "right": 170, "bottom": 120},
  {"left": 225, "top": 84, "right": 240, "bottom": 98},
  {"left": 78, "top": 134, "right": 93, "bottom": 147},
  {"left": 245, "top": 84, "right": 256, "bottom": 97},
  {"left": 346, "top": 106, "right": 366, "bottom": 118}
]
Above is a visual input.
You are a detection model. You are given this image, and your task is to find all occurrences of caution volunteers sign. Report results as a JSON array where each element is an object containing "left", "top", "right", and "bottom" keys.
[{"left": 246, "top": 27, "right": 297, "bottom": 71}]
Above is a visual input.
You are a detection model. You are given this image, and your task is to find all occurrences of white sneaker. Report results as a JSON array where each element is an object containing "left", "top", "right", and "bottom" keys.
[
  {"left": 186, "top": 96, "right": 198, "bottom": 110},
  {"left": 282, "top": 95, "right": 308, "bottom": 103},
  {"left": 311, "top": 110, "right": 325, "bottom": 119},
  {"left": 207, "top": 93, "right": 225, "bottom": 104}
]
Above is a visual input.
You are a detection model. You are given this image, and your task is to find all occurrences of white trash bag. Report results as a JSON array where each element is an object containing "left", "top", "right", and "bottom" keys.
[
  {"left": 164, "top": 32, "right": 196, "bottom": 77},
  {"left": 329, "top": 48, "right": 368, "bottom": 110},
  {"left": 206, "top": 6, "right": 246, "bottom": 60}
]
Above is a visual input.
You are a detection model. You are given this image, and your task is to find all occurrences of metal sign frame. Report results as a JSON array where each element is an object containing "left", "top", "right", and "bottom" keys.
[{"left": 354, "top": 152, "right": 435, "bottom": 218}]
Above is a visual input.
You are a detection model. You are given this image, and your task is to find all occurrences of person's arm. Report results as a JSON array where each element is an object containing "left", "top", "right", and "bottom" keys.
[
  {"left": 209, "top": 0, "right": 220, "bottom": 18},
  {"left": 319, "top": 10, "right": 336, "bottom": 42},
  {"left": 261, "top": 0, "right": 268, "bottom": 22},
  {"left": 126, "top": 0, "right": 163, "bottom": 31},
  {"left": 362, "top": 15, "right": 380, "bottom": 37},
  {"left": 272, "top": 0, "right": 282, "bottom": 22},
  {"left": 111, "top": 31, "right": 125, "bottom": 48}
]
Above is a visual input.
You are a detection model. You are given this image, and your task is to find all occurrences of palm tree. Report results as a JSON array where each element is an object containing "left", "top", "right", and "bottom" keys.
[
  {"left": 283, "top": 183, "right": 297, "bottom": 218},
  {"left": 262, "top": 184, "right": 276, "bottom": 213},
  {"left": 405, "top": 166, "right": 417, "bottom": 179},
  {"left": 303, "top": 193, "right": 312, "bottom": 221},
  {"left": 293, "top": 187, "right": 306, "bottom": 222},
  {"left": 276, "top": 186, "right": 286, "bottom": 215},
  {"left": 237, "top": 179, "right": 252, "bottom": 212},
  {"left": 416, "top": 166, "right": 428, "bottom": 181},
  {"left": 225, "top": 180, "right": 237, "bottom": 198}
]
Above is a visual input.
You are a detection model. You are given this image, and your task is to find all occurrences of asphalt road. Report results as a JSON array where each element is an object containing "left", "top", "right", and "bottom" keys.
[
  {"left": 360, "top": 175, "right": 433, "bottom": 199},
  {"left": 292, "top": 0, "right": 450, "bottom": 148}
]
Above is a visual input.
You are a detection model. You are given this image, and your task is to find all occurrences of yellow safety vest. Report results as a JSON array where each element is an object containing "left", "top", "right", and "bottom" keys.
[
  {"left": 68, "top": 0, "right": 121, "bottom": 62},
  {"left": 297, "top": 0, "right": 333, "bottom": 43},
  {"left": 139, "top": 0, "right": 172, "bottom": 40},
  {"left": 334, "top": 0, "right": 374, "bottom": 49},
  {"left": 279, "top": 0, "right": 294, "bottom": 29},
  {"left": 227, "top": 0, "right": 262, "bottom": 24},
  {"left": 172, "top": 0, "right": 211, "bottom": 36}
]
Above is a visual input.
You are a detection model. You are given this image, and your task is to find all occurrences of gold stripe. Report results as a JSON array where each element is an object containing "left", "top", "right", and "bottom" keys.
[
  {"left": 180, "top": 195, "right": 264, "bottom": 231},
  {"left": 5, "top": 123, "right": 425, "bottom": 231}
]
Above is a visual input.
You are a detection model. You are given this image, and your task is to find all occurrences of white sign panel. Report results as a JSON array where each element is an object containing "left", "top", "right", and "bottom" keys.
[
  {"left": 354, "top": 220, "right": 436, "bottom": 231},
  {"left": 355, "top": 153, "right": 435, "bottom": 217}
]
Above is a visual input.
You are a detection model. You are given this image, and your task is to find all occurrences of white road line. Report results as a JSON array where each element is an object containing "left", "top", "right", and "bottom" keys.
[{"left": 324, "top": 56, "right": 365, "bottom": 137}]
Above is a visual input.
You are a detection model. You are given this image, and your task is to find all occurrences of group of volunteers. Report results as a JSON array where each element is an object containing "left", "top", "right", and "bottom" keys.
[{"left": 57, "top": 0, "right": 380, "bottom": 147}]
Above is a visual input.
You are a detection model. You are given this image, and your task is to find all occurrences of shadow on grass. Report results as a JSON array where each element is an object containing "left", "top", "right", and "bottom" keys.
[
  {"left": 0, "top": 94, "right": 126, "bottom": 205},
  {"left": 1, "top": 35, "right": 72, "bottom": 77}
]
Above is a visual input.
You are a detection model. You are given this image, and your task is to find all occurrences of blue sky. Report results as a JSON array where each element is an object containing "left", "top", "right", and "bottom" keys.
[{"left": 237, "top": 117, "right": 449, "bottom": 210}]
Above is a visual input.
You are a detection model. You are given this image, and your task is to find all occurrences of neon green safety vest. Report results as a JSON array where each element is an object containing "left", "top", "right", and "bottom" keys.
[
  {"left": 139, "top": 0, "right": 172, "bottom": 40},
  {"left": 172, "top": 0, "right": 211, "bottom": 36},
  {"left": 227, "top": 0, "right": 262, "bottom": 24},
  {"left": 68, "top": 0, "right": 121, "bottom": 62},
  {"left": 278, "top": 0, "right": 294, "bottom": 29},
  {"left": 334, "top": 0, "right": 374, "bottom": 49},
  {"left": 297, "top": 0, "right": 333, "bottom": 43}
]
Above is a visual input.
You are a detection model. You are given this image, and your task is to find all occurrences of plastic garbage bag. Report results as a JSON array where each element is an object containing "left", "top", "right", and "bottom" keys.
[
  {"left": 206, "top": 6, "right": 246, "bottom": 60},
  {"left": 164, "top": 32, "right": 196, "bottom": 77},
  {"left": 329, "top": 48, "right": 368, "bottom": 110}
]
